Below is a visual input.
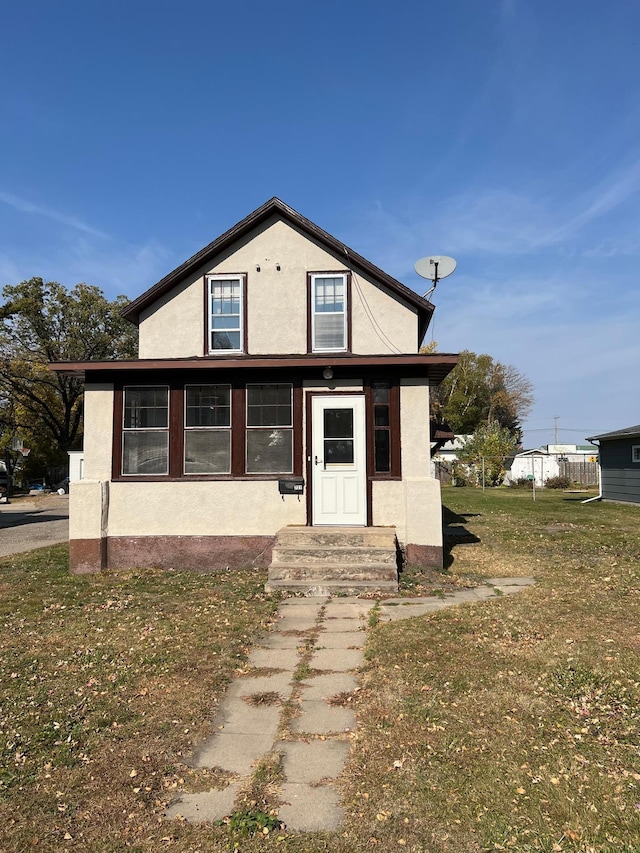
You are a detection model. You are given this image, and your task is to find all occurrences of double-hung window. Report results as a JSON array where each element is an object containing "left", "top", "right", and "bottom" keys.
[
  {"left": 311, "top": 273, "right": 347, "bottom": 352},
  {"left": 246, "top": 383, "right": 293, "bottom": 473},
  {"left": 633, "top": 445, "right": 640, "bottom": 463},
  {"left": 122, "top": 386, "right": 169, "bottom": 475},
  {"left": 184, "top": 385, "right": 231, "bottom": 473},
  {"left": 208, "top": 274, "right": 244, "bottom": 353}
]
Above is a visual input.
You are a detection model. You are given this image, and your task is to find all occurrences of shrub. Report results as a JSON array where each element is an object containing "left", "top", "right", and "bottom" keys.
[
  {"left": 545, "top": 475, "right": 571, "bottom": 489},
  {"left": 507, "top": 477, "right": 533, "bottom": 489}
]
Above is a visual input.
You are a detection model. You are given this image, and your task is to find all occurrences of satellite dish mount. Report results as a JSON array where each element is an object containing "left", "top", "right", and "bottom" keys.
[{"left": 414, "top": 255, "right": 457, "bottom": 300}]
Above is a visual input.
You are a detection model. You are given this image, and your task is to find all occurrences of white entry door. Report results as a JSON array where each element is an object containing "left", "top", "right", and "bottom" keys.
[{"left": 311, "top": 395, "right": 367, "bottom": 526}]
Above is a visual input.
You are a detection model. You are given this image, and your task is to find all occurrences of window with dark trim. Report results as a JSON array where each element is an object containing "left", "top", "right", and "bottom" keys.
[
  {"left": 184, "top": 384, "right": 231, "bottom": 474},
  {"left": 246, "top": 383, "right": 293, "bottom": 473},
  {"left": 207, "top": 274, "right": 244, "bottom": 353},
  {"left": 367, "top": 380, "right": 401, "bottom": 478},
  {"left": 115, "top": 380, "right": 300, "bottom": 479},
  {"left": 122, "top": 386, "right": 169, "bottom": 475},
  {"left": 310, "top": 273, "right": 348, "bottom": 352},
  {"left": 633, "top": 445, "right": 640, "bottom": 463}
]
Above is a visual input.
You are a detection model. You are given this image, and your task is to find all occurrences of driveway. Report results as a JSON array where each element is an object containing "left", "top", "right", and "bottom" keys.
[{"left": 0, "top": 493, "right": 69, "bottom": 558}]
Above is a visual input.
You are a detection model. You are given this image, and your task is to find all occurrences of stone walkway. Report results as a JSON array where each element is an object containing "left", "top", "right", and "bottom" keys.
[{"left": 166, "top": 577, "right": 534, "bottom": 831}]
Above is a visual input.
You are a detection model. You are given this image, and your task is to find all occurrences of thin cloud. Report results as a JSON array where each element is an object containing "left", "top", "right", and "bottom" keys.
[{"left": 0, "top": 190, "right": 109, "bottom": 239}]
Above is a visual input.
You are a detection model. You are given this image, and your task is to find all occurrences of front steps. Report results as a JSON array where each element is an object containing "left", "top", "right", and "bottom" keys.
[{"left": 265, "top": 526, "right": 399, "bottom": 595}]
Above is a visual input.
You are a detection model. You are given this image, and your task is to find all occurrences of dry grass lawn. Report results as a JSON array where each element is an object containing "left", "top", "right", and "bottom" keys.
[{"left": 1, "top": 487, "right": 639, "bottom": 852}]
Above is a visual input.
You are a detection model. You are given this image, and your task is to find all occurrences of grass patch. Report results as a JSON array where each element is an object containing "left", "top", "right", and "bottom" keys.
[
  {"left": 2, "top": 489, "right": 640, "bottom": 851},
  {"left": 350, "top": 488, "right": 640, "bottom": 851}
]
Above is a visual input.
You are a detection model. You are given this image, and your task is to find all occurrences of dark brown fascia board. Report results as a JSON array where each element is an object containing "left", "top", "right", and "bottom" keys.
[
  {"left": 121, "top": 197, "right": 435, "bottom": 338},
  {"left": 49, "top": 352, "right": 459, "bottom": 384}
]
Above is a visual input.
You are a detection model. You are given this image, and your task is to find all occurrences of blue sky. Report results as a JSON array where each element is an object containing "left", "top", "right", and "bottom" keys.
[{"left": 2, "top": 0, "right": 639, "bottom": 447}]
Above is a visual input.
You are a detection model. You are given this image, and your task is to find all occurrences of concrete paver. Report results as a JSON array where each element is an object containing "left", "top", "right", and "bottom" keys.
[
  {"left": 320, "top": 617, "right": 367, "bottom": 633},
  {"left": 279, "top": 740, "right": 350, "bottom": 783},
  {"left": 212, "top": 702, "right": 280, "bottom": 735},
  {"left": 291, "top": 699, "right": 356, "bottom": 734},
  {"left": 309, "top": 647, "right": 365, "bottom": 671},
  {"left": 226, "top": 672, "right": 294, "bottom": 701},
  {"left": 315, "top": 630, "right": 365, "bottom": 648},
  {"left": 192, "top": 732, "right": 276, "bottom": 774},
  {"left": 256, "top": 632, "right": 310, "bottom": 649},
  {"left": 166, "top": 783, "right": 242, "bottom": 822},
  {"left": 299, "top": 672, "right": 359, "bottom": 700},
  {"left": 278, "top": 783, "right": 344, "bottom": 832},
  {"left": 246, "top": 646, "right": 300, "bottom": 670},
  {"left": 169, "top": 576, "right": 535, "bottom": 832}
]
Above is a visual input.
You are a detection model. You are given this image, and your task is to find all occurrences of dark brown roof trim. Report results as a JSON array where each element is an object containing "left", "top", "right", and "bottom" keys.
[
  {"left": 121, "top": 197, "right": 435, "bottom": 340},
  {"left": 50, "top": 352, "right": 459, "bottom": 384}
]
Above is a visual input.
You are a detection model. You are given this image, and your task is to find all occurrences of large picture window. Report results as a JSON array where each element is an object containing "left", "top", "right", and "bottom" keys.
[
  {"left": 122, "top": 386, "right": 169, "bottom": 475},
  {"left": 184, "top": 385, "right": 231, "bottom": 474},
  {"left": 311, "top": 273, "right": 347, "bottom": 352},
  {"left": 115, "top": 380, "right": 301, "bottom": 479},
  {"left": 246, "top": 383, "right": 293, "bottom": 473},
  {"left": 208, "top": 275, "right": 244, "bottom": 353}
]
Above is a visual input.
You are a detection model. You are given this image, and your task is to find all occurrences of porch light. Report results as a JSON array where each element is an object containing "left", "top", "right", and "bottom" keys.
[{"left": 323, "top": 367, "right": 334, "bottom": 380}]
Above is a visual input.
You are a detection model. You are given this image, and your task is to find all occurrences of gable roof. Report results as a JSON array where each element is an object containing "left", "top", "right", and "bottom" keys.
[
  {"left": 121, "top": 197, "right": 435, "bottom": 339},
  {"left": 587, "top": 424, "right": 640, "bottom": 441}
]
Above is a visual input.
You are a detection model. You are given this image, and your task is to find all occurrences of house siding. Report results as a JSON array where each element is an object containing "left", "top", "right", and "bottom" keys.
[
  {"left": 138, "top": 217, "right": 418, "bottom": 359},
  {"left": 600, "top": 438, "right": 640, "bottom": 504},
  {"left": 71, "top": 376, "right": 442, "bottom": 572}
]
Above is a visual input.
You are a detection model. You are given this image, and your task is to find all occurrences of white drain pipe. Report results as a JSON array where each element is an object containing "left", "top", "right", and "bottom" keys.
[{"left": 582, "top": 440, "right": 602, "bottom": 504}]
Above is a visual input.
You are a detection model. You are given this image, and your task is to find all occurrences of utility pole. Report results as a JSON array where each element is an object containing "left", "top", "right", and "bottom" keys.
[{"left": 554, "top": 415, "right": 559, "bottom": 445}]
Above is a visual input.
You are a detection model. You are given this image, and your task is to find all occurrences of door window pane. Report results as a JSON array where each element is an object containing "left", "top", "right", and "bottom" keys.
[
  {"left": 324, "top": 408, "right": 354, "bottom": 465},
  {"left": 324, "top": 409, "right": 353, "bottom": 438}
]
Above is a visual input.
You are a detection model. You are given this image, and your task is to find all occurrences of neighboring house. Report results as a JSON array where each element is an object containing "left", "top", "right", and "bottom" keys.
[
  {"left": 586, "top": 425, "right": 640, "bottom": 505},
  {"left": 51, "top": 198, "right": 458, "bottom": 580}
]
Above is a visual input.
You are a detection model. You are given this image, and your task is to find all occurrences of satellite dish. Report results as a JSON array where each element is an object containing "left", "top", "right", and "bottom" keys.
[
  {"left": 414, "top": 255, "right": 457, "bottom": 300},
  {"left": 414, "top": 255, "right": 457, "bottom": 281}
]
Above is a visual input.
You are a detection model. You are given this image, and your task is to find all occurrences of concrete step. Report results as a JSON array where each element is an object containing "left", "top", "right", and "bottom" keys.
[
  {"left": 268, "top": 562, "right": 399, "bottom": 582},
  {"left": 265, "top": 578, "right": 399, "bottom": 595},
  {"left": 271, "top": 545, "right": 397, "bottom": 566},
  {"left": 276, "top": 526, "right": 396, "bottom": 548},
  {"left": 266, "top": 526, "right": 399, "bottom": 595}
]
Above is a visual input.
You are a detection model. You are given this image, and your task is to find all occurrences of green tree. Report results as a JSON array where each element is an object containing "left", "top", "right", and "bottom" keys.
[
  {"left": 0, "top": 278, "right": 138, "bottom": 474},
  {"left": 457, "top": 420, "right": 518, "bottom": 486},
  {"left": 429, "top": 349, "right": 533, "bottom": 438}
]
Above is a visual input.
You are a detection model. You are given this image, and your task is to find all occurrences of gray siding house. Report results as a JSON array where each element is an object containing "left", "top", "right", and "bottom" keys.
[{"left": 586, "top": 425, "right": 640, "bottom": 505}]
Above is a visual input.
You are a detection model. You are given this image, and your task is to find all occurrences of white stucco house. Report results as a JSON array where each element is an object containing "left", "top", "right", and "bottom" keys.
[{"left": 51, "top": 199, "right": 458, "bottom": 585}]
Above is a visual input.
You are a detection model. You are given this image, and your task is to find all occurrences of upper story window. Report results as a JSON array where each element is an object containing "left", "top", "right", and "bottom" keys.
[
  {"left": 310, "top": 273, "right": 348, "bottom": 352},
  {"left": 633, "top": 445, "right": 640, "bottom": 463},
  {"left": 208, "top": 274, "right": 244, "bottom": 353},
  {"left": 122, "top": 386, "right": 169, "bottom": 475}
]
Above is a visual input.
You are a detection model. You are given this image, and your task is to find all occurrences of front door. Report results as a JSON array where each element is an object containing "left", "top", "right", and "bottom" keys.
[{"left": 311, "top": 395, "right": 367, "bottom": 526}]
